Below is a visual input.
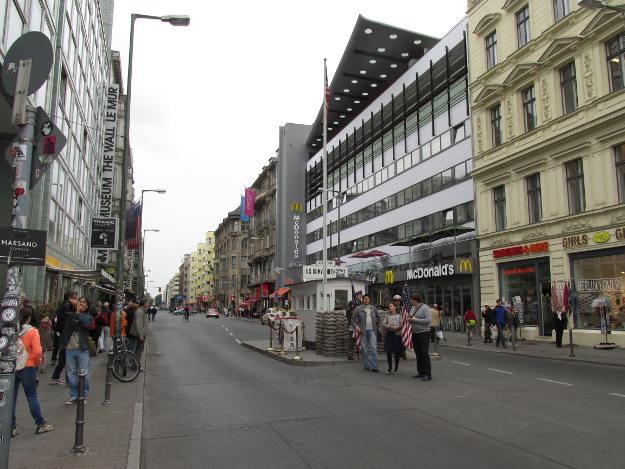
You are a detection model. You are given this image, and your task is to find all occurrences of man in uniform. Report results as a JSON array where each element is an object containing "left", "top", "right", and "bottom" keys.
[{"left": 345, "top": 291, "right": 362, "bottom": 360}]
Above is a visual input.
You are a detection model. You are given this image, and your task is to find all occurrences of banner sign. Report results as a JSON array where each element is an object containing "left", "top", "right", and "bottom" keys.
[
  {"left": 0, "top": 227, "right": 46, "bottom": 266},
  {"left": 302, "top": 262, "right": 348, "bottom": 281},
  {"left": 97, "top": 84, "right": 119, "bottom": 264},
  {"left": 244, "top": 188, "right": 255, "bottom": 217},
  {"left": 240, "top": 195, "right": 249, "bottom": 222},
  {"left": 90, "top": 217, "right": 118, "bottom": 250}
]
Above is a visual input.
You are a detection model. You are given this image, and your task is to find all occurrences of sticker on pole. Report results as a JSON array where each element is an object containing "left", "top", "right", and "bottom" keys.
[{"left": 30, "top": 107, "right": 67, "bottom": 187}]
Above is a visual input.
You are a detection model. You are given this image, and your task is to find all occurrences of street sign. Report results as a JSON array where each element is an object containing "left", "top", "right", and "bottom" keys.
[
  {"left": 1, "top": 32, "right": 53, "bottom": 97},
  {"left": 0, "top": 227, "right": 46, "bottom": 266},
  {"left": 30, "top": 106, "right": 67, "bottom": 187},
  {"left": 90, "top": 217, "right": 118, "bottom": 250}
]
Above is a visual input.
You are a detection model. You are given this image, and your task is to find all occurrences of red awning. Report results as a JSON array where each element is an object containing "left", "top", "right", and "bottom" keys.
[{"left": 270, "top": 287, "right": 291, "bottom": 297}]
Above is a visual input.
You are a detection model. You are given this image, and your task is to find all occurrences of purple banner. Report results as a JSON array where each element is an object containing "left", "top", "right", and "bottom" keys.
[{"left": 244, "top": 188, "right": 255, "bottom": 217}]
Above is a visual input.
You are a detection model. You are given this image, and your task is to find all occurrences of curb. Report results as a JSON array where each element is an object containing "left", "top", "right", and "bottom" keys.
[
  {"left": 240, "top": 341, "right": 349, "bottom": 366},
  {"left": 438, "top": 343, "right": 625, "bottom": 368},
  {"left": 126, "top": 343, "right": 147, "bottom": 469}
]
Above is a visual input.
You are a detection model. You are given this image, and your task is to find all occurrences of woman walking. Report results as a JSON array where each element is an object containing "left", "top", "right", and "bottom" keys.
[
  {"left": 12, "top": 307, "right": 54, "bottom": 436},
  {"left": 37, "top": 315, "right": 54, "bottom": 374},
  {"left": 383, "top": 303, "right": 403, "bottom": 374},
  {"left": 65, "top": 297, "right": 94, "bottom": 405}
]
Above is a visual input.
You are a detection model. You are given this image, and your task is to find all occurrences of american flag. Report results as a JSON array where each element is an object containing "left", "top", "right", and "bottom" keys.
[
  {"left": 126, "top": 202, "right": 142, "bottom": 250},
  {"left": 400, "top": 283, "right": 413, "bottom": 349},
  {"left": 324, "top": 59, "right": 330, "bottom": 110},
  {"left": 351, "top": 283, "right": 361, "bottom": 350}
]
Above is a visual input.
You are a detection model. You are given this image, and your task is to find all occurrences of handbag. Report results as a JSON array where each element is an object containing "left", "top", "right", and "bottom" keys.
[{"left": 87, "top": 337, "right": 97, "bottom": 357}]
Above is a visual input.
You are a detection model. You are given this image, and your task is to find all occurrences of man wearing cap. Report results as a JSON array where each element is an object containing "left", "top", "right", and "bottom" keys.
[
  {"left": 392, "top": 294, "right": 407, "bottom": 359},
  {"left": 345, "top": 291, "right": 362, "bottom": 360}
]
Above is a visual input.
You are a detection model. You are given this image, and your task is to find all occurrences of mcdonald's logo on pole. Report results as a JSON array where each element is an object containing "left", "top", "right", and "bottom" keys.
[
  {"left": 385, "top": 270, "right": 394, "bottom": 285},
  {"left": 458, "top": 258, "right": 473, "bottom": 273},
  {"left": 291, "top": 201, "right": 303, "bottom": 213}
]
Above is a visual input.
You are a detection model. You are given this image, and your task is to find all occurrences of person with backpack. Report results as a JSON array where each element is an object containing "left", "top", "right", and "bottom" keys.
[
  {"left": 12, "top": 307, "right": 55, "bottom": 437},
  {"left": 64, "top": 297, "right": 94, "bottom": 405},
  {"left": 50, "top": 291, "right": 77, "bottom": 385}
]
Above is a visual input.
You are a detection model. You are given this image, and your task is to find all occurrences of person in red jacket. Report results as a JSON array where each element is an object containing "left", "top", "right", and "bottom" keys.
[
  {"left": 464, "top": 308, "right": 478, "bottom": 339},
  {"left": 12, "top": 307, "right": 55, "bottom": 437}
]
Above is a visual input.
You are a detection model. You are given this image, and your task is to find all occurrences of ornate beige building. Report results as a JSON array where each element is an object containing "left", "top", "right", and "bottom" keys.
[{"left": 468, "top": 0, "right": 625, "bottom": 344}]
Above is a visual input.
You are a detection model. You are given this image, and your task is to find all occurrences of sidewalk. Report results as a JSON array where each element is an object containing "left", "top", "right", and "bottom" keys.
[
  {"left": 9, "top": 351, "right": 144, "bottom": 468},
  {"left": 438, "top": 331, "right": 625, "bottom": 367}
]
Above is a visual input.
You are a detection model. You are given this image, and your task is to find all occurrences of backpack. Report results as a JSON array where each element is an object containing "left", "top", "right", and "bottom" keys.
[{"left": 15, "top": 325, "right": 32, "bottom": 371}]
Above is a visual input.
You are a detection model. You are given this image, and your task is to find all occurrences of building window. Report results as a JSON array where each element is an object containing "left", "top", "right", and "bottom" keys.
[
  {"left": 486, "top": 31, "right": 497, "bottom": 70},
  {"left": 560, "top": 62, "right": 578, "bottom": 114},
  {"left": 527, "top": 173, "right": 542, "bottom": 224},
  {"left": 554, "top": 0, "right": 570, "bottom": 22},
  {"left": 607, "top": 32, "right": 625, "bottom": 92},
  {"left": 566, "top": 159, "right": 585, "bottom": 214},
  {"left": 522, "top": 85, "right": 536, "bottom": 132},
  {"left": 490, "top": 104, "right": 502, "bottom": 147},
  {"left": 616, "top": 143, "right": 625, "bottom": 203},
  {"left": 516, "top": 6, "right": 531, "bottom": 48},
  {"left": 494, "top": 185, "right": 506, "bottom": 231}
]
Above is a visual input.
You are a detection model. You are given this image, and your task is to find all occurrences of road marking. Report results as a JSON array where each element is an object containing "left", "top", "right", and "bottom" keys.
[
  {"left": 235, "top": 338, "right": 241, "bottom": 345},
  {"left": 229, "top": 332, "right": 234, "bottom": 336},
  {"left": 537, "top": 378, "right": 573, "bottom": 386},
  {"left": 451, "top": 361, "right": 471, "bottom": 366},
  {"left": 488, "top": 368, "right": 513, "bottom": 375},
  {"left": 608, "top": 392, "right": 625, "bottom": 398},
  {"left": 224, "top": 328, "right": 229, "bottom": 332}
]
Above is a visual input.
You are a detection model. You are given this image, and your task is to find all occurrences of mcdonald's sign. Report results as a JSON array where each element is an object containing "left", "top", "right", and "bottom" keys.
[
  {"left": 384, "top": 270, "right": 394, "bottom": 284},
  {"left": 291, "top": 201, "right": 303, "bottom": 213},
  {"left": 457, "top": 258, "right": 473, "bottom": 273}
]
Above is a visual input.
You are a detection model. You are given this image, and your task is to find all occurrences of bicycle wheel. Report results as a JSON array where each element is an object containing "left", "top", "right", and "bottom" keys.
[{"left": 112, "top": 351, "right": 140, "bottom": 382}]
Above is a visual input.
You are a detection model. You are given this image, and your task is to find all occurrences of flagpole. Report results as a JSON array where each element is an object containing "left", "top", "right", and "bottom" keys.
[{"left": 322, "top": 58, "right": 329, "bottom": 312}]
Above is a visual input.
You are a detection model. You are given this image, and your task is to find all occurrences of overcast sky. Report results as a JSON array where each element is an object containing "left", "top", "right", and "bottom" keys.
[{"left": 111, "top": 0, "right": 467, "bottom": 297}]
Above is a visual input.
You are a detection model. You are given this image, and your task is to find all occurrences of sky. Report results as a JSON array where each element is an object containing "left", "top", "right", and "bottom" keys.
[{"left": 110, "top": 0, "right": 468, "bottom": 298}]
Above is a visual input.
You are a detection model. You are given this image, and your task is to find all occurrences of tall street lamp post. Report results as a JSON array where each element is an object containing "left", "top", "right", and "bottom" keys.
[
  {"left": 115, "top": 13, "right": 188, "bottom": 329},
  {"left": 141, "top": 229, "right": 160, "bottom": 298},
  {"left": 137, "top": 188, "right": 165, "bottom": 297}
]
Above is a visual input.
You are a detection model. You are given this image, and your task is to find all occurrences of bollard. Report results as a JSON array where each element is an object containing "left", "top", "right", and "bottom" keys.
[
  {"left": 71, "top": 370, "right": 87, "bottom": 454},
  {"left": 301, "top": 322, "right": 306, "bottom": 350},
  {"left": 294, "top": 326, "right": 303, "bottom": 360},
  {"left": 568, "top": 329, "right": 575, "bottom": 357},
  {"left": 267, "top": 322, "right": 273, "bottom": 351},
  {"left": 102, "top": 350, "right": 114, "bottom": 406}
]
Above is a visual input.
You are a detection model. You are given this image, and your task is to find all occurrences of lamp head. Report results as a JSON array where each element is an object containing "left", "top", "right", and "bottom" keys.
[{"left": 161, "top": 15, "right": 190, "bottom": 26}]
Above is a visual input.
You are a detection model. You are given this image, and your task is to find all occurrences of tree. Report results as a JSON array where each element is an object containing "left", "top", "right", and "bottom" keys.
[{"left": 154, "top": 294, "right": 163, "bottom": 306}]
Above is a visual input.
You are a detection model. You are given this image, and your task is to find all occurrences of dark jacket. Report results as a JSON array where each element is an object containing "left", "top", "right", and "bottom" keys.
[
  {"left": 54, "top": 300, "right": 75, "bottom": 335},
  {"left": 494, "top": 305, "right": 507, "bottom": 326},
  {"left": 61, "top": 311, "right": 93, "bottom": 351},
  {"left": 553, "top": 311, "right": 567, "bottom": 330},
  {"left": 483, "top": 307, "right": 495, "bottom": 325}
]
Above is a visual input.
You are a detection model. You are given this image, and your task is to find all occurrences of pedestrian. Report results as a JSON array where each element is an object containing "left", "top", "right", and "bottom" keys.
[
  {"left": 129, "top": 298, "right": 149, "bottom": 371},
  {"left": 37, "top": 314, "right": 54, "bottom": 374},
  {"left": 345, "top": 290, "right": 362, "bottom": 360},
  {"left": 553, "top": 305, "right": 567, "bottom": 348},
  {"left": 464, "top": 307, "right": 477, "bottom": 338},
  {"left": 183, "top": 304, "right": 190, "bottom": 321},
  {"left": 95, "top": 303, "right": 108, "bottom": 353},
  {"left": 64, "top": 297, "right": 94, "bottom": 405},
  {"left": 383, "top": 303, "right": 402, "bottom": 374},
  {"left": 392, "top": 294, "right": 408, "bottom": 359},
  {"left": 352, "top": 294, "right": 380, "bottom": 372},
  {"left": 99, "top": 302, "right": 111, "bottom": 352},
  {"left": 11, "top": 307, "right": 55, "bottom": 437},
  {"left": 149, "top": 304, "right": 157, "bottom": 322},
  {"left": 482, "top": 304, "right": 494, "bottom": 343},
  {"left": 50, "top": 291, "right": 77, "bottom": 385},
  {"left": 494, "top": 299, "right": 508, "bottom": 348},
  {"left": 408, "top": 293, "right": 432, "bottom": 381},
  {"left": 430, "top": 303, "right": 441, "bottom": 344},
  {"left": 21, "top": 299, "right": 39, "bottom": 328}
]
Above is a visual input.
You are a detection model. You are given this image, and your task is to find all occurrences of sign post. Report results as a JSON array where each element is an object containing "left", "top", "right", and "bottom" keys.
[{"left": 0, "top": 32, "right": 55, "bottom": 465}]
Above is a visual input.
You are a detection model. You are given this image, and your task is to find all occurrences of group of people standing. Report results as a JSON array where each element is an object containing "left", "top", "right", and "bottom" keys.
[{"left": 346, "top": 291, "right": 433, "bottom": 381}]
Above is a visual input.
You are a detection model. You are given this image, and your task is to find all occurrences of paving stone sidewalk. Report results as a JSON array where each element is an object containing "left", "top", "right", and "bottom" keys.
[
  {"left": 438, "top": 331, "right": 625, "bottom": 367},
  {"left": 9, "top": 351, "right": 144, "bottom": 468}
]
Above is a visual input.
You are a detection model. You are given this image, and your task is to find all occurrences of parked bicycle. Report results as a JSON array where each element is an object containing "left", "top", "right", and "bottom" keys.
[{"left": 111, "top": 336, "right": 140, "bottom": 382}]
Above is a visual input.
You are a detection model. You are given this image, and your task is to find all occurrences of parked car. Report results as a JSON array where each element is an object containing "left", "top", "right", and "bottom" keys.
[
  {"left": 172, "top": 309, "right": 184, "bottom": 315},
  {"left": 206, "top": 309, "right": 219, "bottom": 319},
  {"left": 261, "top": 308, "right": 283, "bottom": 325}
]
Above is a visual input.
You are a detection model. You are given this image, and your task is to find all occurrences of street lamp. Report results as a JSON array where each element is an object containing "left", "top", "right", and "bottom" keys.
[
  {"left": 141, "top": 228, "right": 160, "bottom": 298},
  {"left": 578, "top": 0, "right": 625, "bottom": 16},
  {"left": 317, "top": 188, "right": 347, "bottom": 265},
  {"left": 137, "top": 189, "right": 166, "bottom": 297}
]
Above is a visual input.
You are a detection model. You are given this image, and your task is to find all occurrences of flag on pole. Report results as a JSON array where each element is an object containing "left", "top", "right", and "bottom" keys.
[
  {"left": 400, "top": 283, "right": 413, "bottom": 349},
  {"left": 351, "top": 283, "right": 361, "bottom": 350},
  {"left": 240, "top": 196, "right": 249, "bottom": 222},
  {"left": 126, "top": 202, "right": 142, "bottom": 250}
]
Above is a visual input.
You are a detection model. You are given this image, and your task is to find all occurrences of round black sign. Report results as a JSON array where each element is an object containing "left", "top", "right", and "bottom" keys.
[{"left": 1, "top": 31, "right": 53, "bottom": 97}]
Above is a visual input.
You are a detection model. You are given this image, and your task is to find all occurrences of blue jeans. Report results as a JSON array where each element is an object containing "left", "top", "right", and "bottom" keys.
[
  {"left": 12, "top": 367, "right": 45, "bottom": 428},
  {"left": 360, "top": 330, "right": 378, "bottom": 370},
  {"left": 66, "top": 349, "right": 90, "bottom": 400}
]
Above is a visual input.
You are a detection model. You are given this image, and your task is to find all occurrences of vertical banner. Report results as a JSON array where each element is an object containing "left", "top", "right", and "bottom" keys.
[
  {"left": 97, "top": 84, "right": 119, "bottom": 264},
  {"left": 244, "top": 187, "right": 255, "bottom": 217},
  {"left": 126, "top": 203, "right": 142, "bottom": 250},
  {"left": 240, "top": 195, "right": 249, "bottom": 222}
]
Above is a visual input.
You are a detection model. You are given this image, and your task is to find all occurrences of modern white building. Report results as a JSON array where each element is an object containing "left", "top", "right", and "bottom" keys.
[{"left": 304, "top": 17, "right": 478, "bottom": 313}]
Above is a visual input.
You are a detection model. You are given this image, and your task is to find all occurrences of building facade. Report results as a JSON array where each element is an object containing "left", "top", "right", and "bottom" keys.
[
  {"left": 165, "top": 272, "right": 180, "bottom": 308},
  {"left": 468, "top": 0, "right": 625, "bottom": 344},
  {"left": 303, "top": 17, "right": 477, "bottom": 313},
  {"left": 188, "top": 231, "right": 215, "bottom": 310},
  {"left": 178, "top": 253, "right": 191, "bottom": 305}
]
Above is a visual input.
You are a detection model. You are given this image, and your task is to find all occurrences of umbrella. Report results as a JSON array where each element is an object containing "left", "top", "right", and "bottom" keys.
[
  {"left": 364, "top": 249, "right": 389, "bottom": 258},
  {"left": 349, "top": 251, "right": 369, "bottom": 258}
]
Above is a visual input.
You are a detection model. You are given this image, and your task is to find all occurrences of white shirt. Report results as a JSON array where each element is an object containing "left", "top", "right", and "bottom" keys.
[{"left": 364, "top": 306, "right": 373, "bottom": 331}]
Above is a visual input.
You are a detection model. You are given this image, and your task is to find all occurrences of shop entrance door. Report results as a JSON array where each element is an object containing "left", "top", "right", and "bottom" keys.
[{"left": 539, "top": 261, "right": 553, "bottom": 336}]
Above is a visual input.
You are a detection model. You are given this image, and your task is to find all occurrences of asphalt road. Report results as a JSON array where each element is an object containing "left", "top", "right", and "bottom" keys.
[{"left": 142, "top": 313, "right": 625, "bottom": 469}]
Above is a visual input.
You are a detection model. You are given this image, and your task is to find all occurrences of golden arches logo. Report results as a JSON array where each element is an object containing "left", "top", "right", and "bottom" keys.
[
  {"left": 291, "top": 201, "right": 303, "bottom": 213},
  {"left": 458, "top": 258, "right": 473, "bottom": 273},
  {"left": 385, "top": 270, "right": 394, "bottom": 284}
]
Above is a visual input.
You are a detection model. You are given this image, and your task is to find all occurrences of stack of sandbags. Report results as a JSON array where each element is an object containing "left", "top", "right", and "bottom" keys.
[
  {"left": 315, "top": 310, "right": 350, "bottom": 357},
  {"left": 315, "top": 311, "right": 324, "bottom": 354}
]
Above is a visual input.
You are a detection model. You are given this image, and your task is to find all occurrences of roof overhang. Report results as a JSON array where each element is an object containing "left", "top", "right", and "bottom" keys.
[
  {"left": 391, "top": 225, "right": 474, "bottom": 247},
  {"left": 306, "top": 15, "right": 440, "bottom": 149}
]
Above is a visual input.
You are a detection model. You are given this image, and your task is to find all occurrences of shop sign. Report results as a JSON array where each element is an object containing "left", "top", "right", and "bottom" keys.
[
  {"left": 503, "top": 266, "right": 535, "bottom": 276},
  {"left": 291, "top": 201, "right": 302, "bottom": 268},
  {"left": 90, "top": 217, "right": 118, "bottom": 250},
  {"left": 576, "top": 278, "right": 623, "bottom": 292},
  {"left": 302, "top": 262, "right": 348, "bottom": 281},
  {"left": 0, "top": 227, "right": 46, "bottom": 266},
  {"left": 593, "top": 231, "right": 610, "bottom": 244},
  {"left": 493, "top": 242, "right": 549, "bottom": 259},
  {"left": 456, "top": 258, "right": 474, "bottom": 273},
  {"left": 562, "top": 235, "right": 588, "bottom": 249},
  {"left": 406, "top": 264, "right": 454, "bottom": 280},
  {"left": 384, "top": 271, "right": 394, "bottom": 284},
  {"left": 616, "top": 227, "right": 625, "bottom": 240}
]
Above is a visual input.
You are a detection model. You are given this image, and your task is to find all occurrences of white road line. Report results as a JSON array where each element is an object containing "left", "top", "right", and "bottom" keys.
[
  {"left": 608, "top": 392, "right": 625, "bottom": 398},
  {"left": 229, "top": 332, "right": 234, "bottom": 336},
  {"left": 224, "top": 328, "right": 229, "bottom": 332},
  {"left": 488, "top": 368, "right": 514, "bottom": 375},
  {"left": 235, "top": 338, "right": 242, "bottom": 345},
  {"left": 451, "top": 361, "right": 471, "bottom": 366},
  {"left": 537, "top": 378, "right": 573, "bottom": 386}
]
